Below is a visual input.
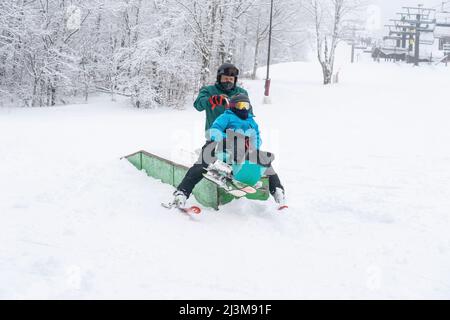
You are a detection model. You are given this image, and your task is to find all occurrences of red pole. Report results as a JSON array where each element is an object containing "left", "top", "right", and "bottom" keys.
[{"left": 264, "top": 79, "right": 271, "bottom": 96}]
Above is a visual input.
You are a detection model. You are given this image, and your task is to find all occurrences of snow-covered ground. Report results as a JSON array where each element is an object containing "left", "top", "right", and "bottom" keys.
[{"left": 1, "top": 60, "right": 450, "bottom": 299}]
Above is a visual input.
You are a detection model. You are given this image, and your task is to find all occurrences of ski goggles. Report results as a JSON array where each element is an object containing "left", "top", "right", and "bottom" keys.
[
  {"left": 220, "top": 67, "right": 239, "bottom": 77},
  {"left": 231, "top": 101, "right": 251, "bottom": 110}
]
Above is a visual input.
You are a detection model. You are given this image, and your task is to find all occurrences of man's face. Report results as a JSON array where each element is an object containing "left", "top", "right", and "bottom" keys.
[{"left": 221, "top": 75, "right": 235, "bottom": 84}]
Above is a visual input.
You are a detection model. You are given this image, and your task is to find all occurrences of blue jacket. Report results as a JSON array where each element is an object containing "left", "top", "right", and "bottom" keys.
[{"left": 208, "top": 110, "right": 262, "bottom": 149}]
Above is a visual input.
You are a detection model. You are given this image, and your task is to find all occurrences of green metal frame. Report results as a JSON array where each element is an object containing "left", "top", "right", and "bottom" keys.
[{"left": 123, "top": 150, "right": 270, "bottom": 210}]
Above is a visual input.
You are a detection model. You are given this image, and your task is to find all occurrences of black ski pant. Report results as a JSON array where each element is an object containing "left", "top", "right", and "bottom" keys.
[{"left": 177, "top": 141, "right": 284, "bottom": 198}]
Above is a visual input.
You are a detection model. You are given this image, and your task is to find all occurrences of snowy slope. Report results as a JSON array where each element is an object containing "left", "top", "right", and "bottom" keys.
[{"left": 1, "top": 61, "right": 450, "bottom": 299}]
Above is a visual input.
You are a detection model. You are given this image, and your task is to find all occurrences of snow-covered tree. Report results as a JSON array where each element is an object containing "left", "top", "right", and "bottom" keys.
[
  {"left": 304, "top": 0, "right": 363, "bottom": 84},
  {"left": 0, "top": 0, "right": 310, "bottom": 108},
  {"left": 240, "top": 0, "right": 306, "bottom": 80}
]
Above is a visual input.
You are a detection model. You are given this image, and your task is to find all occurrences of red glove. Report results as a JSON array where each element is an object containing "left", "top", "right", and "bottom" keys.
[{"left": 209, "top": 95, "right": 229, "bottom": 110}]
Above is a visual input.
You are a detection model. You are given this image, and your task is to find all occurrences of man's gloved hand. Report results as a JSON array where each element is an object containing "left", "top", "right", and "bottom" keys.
[{"left": 209, "top": 95, "right": 229, "bottom": 110}]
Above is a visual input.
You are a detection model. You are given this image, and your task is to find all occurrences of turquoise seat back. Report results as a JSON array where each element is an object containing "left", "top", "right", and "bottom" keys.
[{"left": 232, "top": 161, "right": 265, "bottom": 186}]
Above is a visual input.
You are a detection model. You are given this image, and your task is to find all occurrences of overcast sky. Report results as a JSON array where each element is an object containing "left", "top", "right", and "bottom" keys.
[
  {"left": 371, "top": 0, "right": 447, "bottom": 23},
  {"left": 364, "top": 0, "right": 448, "bottom": 36}
]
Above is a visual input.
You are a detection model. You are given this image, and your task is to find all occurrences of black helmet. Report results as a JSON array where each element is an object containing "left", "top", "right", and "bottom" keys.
[
  {"left": 217, "top": 63, "right": 239, "bottom": 79},
  {"left": 229, "top": 93, "right": 251, "bottom": 110},
  {"left": 217, "top": 63, "right": 239, "bottom": 91},
  {"left": 230, "top": 93, "right": 250, "bottom": 105},
  {"left": 229, "top": 93, "right": 251, "bottom": 120}
]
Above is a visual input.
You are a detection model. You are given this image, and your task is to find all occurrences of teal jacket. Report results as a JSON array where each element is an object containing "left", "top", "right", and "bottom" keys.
[
  {"left": 208, "top": 110, "right": 262, "bottom": 150},
  {"left": 194, "top": 83, "right": 250, "bottom": 131}
]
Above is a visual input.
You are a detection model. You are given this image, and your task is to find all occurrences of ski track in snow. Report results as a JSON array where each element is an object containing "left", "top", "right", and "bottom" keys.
[{"left": 1, "top": 61, "right": 450, "bottom": 299}]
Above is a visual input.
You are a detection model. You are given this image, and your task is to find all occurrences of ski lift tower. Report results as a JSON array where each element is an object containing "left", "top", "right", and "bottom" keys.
[
  {"left": 385, "top": 5, "right": 436, "bottom": 66},
  {"left": 341, "top": 20, "right": 366, "bottom": 63},
  {"left": 444, "top": 43, "right": 450, "bottom": 66}
]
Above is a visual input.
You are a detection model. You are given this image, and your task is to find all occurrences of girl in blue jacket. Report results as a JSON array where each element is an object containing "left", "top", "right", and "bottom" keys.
[
  {"left": 174, "top": 93, "right": 285, "bottom": 207},
  {"left": 208, "top": 95, "right": 261, "bottom": 150}
]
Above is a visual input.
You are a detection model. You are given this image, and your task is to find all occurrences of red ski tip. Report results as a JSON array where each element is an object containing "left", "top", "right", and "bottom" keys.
[
  {"left": 278, "top": 205, "right": 289, "bottom": 211},
  {"left": 189, "top": 206, "right": 202, "bottom": 214}
]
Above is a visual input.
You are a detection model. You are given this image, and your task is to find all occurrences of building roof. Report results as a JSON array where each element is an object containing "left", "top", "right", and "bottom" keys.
[
  {"left": 436, "top": 11, "right": 450, "bottom": 25},
  {"left": 435, "top": 26, "right": 450, "bottom": 38}
]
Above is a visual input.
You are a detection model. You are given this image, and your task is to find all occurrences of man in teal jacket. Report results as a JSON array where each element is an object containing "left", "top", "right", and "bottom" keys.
[
  {"left": 194, "top": 63, "right": 252, "bottom": 132},
  {"left": 172, "top": 63, "right": 249, "bottom": 206}
]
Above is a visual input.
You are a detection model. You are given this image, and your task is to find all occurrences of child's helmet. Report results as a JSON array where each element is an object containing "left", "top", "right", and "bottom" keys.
[{"left": 229, "top": 93, "right": 251, "bottom": 110}]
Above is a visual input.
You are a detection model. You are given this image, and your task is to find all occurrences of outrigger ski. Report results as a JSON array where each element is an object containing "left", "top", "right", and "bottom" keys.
[
  {"left": 161, "top": 202, "right": 201, "bottom": 215},
  {"left": 203, "top": 161, "right": 288, "bottom": 211},
  {"left": 203, "top": 169, "right": 260, "bottom": 198}
]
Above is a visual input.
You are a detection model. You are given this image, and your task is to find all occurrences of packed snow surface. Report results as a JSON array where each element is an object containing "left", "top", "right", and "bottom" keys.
[{"left": 1, "top": 61, "right": 450, "bottom": 299}]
